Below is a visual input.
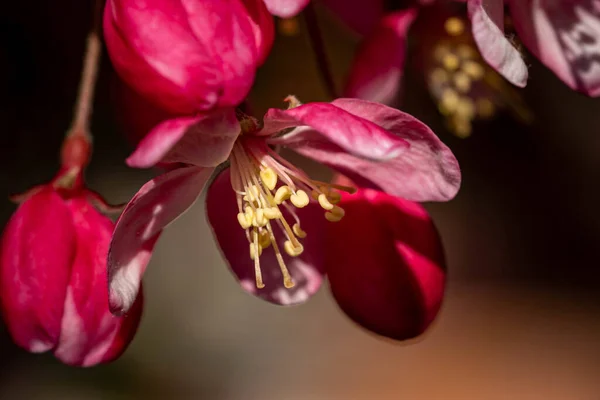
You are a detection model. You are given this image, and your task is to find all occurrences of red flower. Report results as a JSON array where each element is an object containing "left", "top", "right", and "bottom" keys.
[{"left": 0, "top": 136, "right": 143, "bottom": 366}]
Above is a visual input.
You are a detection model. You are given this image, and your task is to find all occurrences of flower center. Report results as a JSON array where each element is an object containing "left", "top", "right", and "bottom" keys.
[{"left": 228, "top": 136, "right": 354, "bottom": 290}]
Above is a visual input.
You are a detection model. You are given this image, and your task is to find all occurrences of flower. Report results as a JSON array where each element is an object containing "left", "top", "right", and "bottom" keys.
[
  {"left": 325, "top": 181, "right": 446, "bottom": 340},
  {"left": 344, "top": 1, "right": 532, "bottom": 137},
  {"left": 108, "top": 97, "right": 460, "bottom": 314},
  {"left": 103, "top": 0, "right": 274, "bottom": 115},
  {"left": 0, "top": 135, "right": 143, "bottom": 367},
  {"left": 467, "top": 0, "right": 600, "bottom": 97}
]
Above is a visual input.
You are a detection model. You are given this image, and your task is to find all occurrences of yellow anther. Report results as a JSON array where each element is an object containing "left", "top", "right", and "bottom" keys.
[
  {"left": 317, "top": 193, "right": 334, "bottom": 210},
  {"left": 444, "top": 17, "right": 464, "bottom": 36},
  {"left": 311, "top": 190, "right": 320, "bottom": 200},
  {"left": 290, "top": 190, "right": 309, "bottom": 208},
  {"left": 456, "top": 97, "right": 476, "bottom": 120},
  {"left": 453, "top": 71, "right": 471, "bottom": 93},
  {"left": 250, "top": 242, "right": 263, "bottom": 260},
  {"left": 433, "top": 44, "right": 450, "bottom": 62},
  {"left": 328, "top": 191, "right": 341, "bottom": 204},
  {"left": 260, "top": 167, "right": 278, "bottom": 191},
  {"left": 429, "top": 68, "right": 449, "bottom": 86},
  {"left": 457, "top": 44, "right": 477, "bottom": 60},
  {"left": 259, "top": 229, "right": 271, "bottom": 248},
  {"left": 292, "top": 223, "right": 307, "bottom": 238},
  {"left": 284, "top": 240, "right": 304, "bottom": 257},
  {"left": 441, "top": 88, "right": 459, "bottom": 113},
  {"left": 476, "top": 98, "right": 495, "bottom": 118},
  {"left": 442, "top": 53, "right": 460, "bottom": 71},
  {"left": 246, "top": 185, "right": 261, "bottom": 203},
  {"left": 462, "top": 60, "right": 485, "bottom": 80},
  {"left": 325, "top": 205, "right": 345, "bottom": 222},
  {"left": 274, "top": 185, "right": 292, "bottom": 204},
  {"left": 263, "top": 207, "right": 282, "bottom": 220},
  {"left": 237, "top": 212, "right": 252, "bottom": 229},
  {"left": 252, "top": 208, "right": 268, "bottom": 227},
  {"left": 451, "top": 117, "right": 472, "bottom": 138}
]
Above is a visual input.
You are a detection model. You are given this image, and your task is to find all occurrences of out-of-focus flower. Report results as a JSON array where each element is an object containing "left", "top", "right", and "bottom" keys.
[
  {"left": 468, "top": 0, "right": 600, "bottom": 97},
  {"left": 0, "top": 135, "right": 143, "bottom": 367},
  {"left": 325, "top": 180, "right": 446, "bottom": 341},
  {"left": 345, "top": 2, "right": 532, "bottom": 138},
  {"left": 107, "top": 97, "right": 460, "bottom": 315},
  {"left": 103, "top": 0, "right": 274, "bottom": 115}
]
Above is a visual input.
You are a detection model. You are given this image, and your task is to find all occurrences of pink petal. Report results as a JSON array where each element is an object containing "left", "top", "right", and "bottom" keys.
[
  {"left": 326, "top": 188, "right": 446, "bottom": 340},
  {"left": 0, "top": 187, "right": 75, "bottom": 353},
  {"left": 262, "top": 0, "right": 309, "bottom": 18},
  {"left": 468, "top": 0, "right": 529, "bottom": 87},
  {"left": 321, "top": 0, "right": 385, "bottom": 35},
  {"left": 271, "top": 99, "right": 461, "bottom": 202},
  {"left": 108, "top": 166, "right": 213, "bottom": 315},
  {"left": 126, "top": 109, "right": 240, "bottom": 168},
  {"left": 205, "top": 170, "right": 325, "bottom": 305},
  {"left": 54, "top": 198, "right": 143, "bottom": 367},
  {"left": 509, "top": 0, "right": 600, "bottom": 97},
  {"left": 104, "top": 0, "right": 260, "bottom": 115},
  {"left": 264, "top": 102, "right": 409, "bottom": 160},
  {"left": 242, "top": 0, "right": 275, "bottom": 65},
  {"left": 344, "top": 9, "right": 418, "bottom": 105}
]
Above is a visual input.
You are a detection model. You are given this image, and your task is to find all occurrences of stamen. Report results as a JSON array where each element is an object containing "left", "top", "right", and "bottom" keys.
[
  {"left": 260, "top": 167, "right": 278, "bottom": 190},
  {"left": 252, "top": 229, "right": 265, "bottom": 289},
  {"left": 317, "top": 193, "right": 334, "bottom": 210},
  {"left": 444, "top": 17, "right": 464, "bottom": 36},
  {"left": 237, "top": 212, "right": 252, "bottom": 229},
  {"left": 325, "top": 205, "right": 345, "bottom": 222},
  {"left": 274, "top": 186, "right": 292, "bottom": 204},
  {"left": 290, "top": 190, "right": 309, "bottom": 208},
  {"left": 266, "top": 223, "right": 295, "bottom": 288},
  {"left": 292, "top": 223, "right": 307, "bottom": 238},
  {"left": 284, "top": 240, "right": 304, "bottom": 257}
]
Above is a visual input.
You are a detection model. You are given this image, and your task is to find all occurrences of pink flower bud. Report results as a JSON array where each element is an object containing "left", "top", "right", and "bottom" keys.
[
  {"left": 104, "top": 0, "right": 274, "bottom": 115},
  {"left": 1, "top": 179, "right": 143, "bottom": 367}
]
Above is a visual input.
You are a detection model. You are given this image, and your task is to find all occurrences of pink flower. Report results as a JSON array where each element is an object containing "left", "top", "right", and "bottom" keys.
[
  {"left": 108, "top": 97, "right": 460, "bottom": 314},
  {"left": 468, "top": 0, "right": 600, "bottom": 96},
  {"left": 345, "top": 2, "right": 532, "bottom": 137},
  {"left": 103, "top": 0, "right": 274, "bottom": 115},
  {"left": 0, "top": 136, "right": 143, "bottom": 367},
  {"left": 325, "top": 182, "right": 445, "bottom": 340}
]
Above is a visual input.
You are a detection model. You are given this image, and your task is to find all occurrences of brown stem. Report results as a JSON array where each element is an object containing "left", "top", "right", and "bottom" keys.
[
  {"left": 304, "top": 3, "right": 338, "bottom": 99},
  {"left": 67, "top": 0, "right": 105, "bottom": 139}
]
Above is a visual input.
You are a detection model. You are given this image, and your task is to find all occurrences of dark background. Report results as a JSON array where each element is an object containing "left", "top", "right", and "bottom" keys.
[{"left": 0, "top": 1, "right": 599, "bottom": 398}]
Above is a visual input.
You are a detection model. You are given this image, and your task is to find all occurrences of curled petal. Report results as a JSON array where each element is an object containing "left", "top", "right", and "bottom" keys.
[
  {"left": 326, "top": 188, "right": 446, "bottom": 340},
  {"left": 127, "top": 109, "right": 240, "bottom": 168},
  {"left": 205, "top": 170, "right": 326, "bottom": 305},
  {"left": 264, "top": 102, "right": 409, "bottom": 160},
  {"left": 262, "top": 0, "right": 309, "bottom": 18},
  {"left": 509, "top": 0, "right": 600, "bottom": 97},
  {"left": 54, "top": 198, "right": 142, "bottom": 367},
  {"left": 104, "top": 0, "right": 260, "bottom": 114},
  {"left": 272, "top": 99, "right": 461, "bottom": 202},
  {"left": 0, "top": 188, "right": 75, "bottom": 353},
  {"left": 468, "top": 0, "right": 528, "bottom": 87},
  {"left": 344, "top": 9, "right": 418, "bottom": 105},
  {"left": 108, "top": 166, "right": 212, "bottom": 315}
]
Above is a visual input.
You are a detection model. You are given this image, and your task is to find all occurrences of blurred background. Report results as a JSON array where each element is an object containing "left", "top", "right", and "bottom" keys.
[{"left": 1, "top": 0, "right": 599, "bottom": 399}]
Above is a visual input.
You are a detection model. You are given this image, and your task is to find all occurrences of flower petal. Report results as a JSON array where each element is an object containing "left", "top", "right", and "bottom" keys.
[
  {"left": 265, "top": 102, "right": 409, "bottom": 160},
  {"left": 126, "top": 109, "right": 240, "bottom": 168},
  {"left": 262, "top": 0, "right": 309, "bottom": 18},
  {"left": 326, "top": 188, "right": 446, "bottom": 340},
  {"left": 205, "top": 170, "right": 326, "bottom": 305},
  {"left": 272, "top": 99, "right": 461, "bottom": 202},
  {"left": 242, "top": 0, "right": 275, "bottom": 65},
  {"left": 467, "top": 0, "right": 528, "bottom": 87},
  {"left": 104, "top": 0, "right": 260, "bottom": 114},
  {"left": 509, "top": 0, "right": 600, "bottom": 97},
  {"left": 0, "top": 187, "right": 75, "bottom": 353},
  {"left": 108, "top": 166, "right": 213, "bottom": 315},
  {"left": 54, "top": 198, "right": 143, "bottom": 366},
  {"left": 344, "top": 9, "right": 417, "bottom": 105}
]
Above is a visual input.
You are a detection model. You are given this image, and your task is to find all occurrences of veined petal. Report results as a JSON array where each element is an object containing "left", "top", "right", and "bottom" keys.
[
  {"left": 242, "top": 0, "right": 275, "bottom": 65},
  {"left": 104, "top": 0, "right": 259, "bottom": 114},
  {"left": 509, "top": 0, "right": 600, "bottom": 97},
  {"left": 273, "top": 99, "right": 461, "bottom": 202},
  {"left": 265, "top": 102, "right": 409, "bottom": 160},
  {"left": 262, "top": 0, "right": 309, "bottom": 18},
  {"left": 468, "top": 0, "right": 529, "bottom": 87},
  {"left": 0, "top": 188, "right": 75, "bottom": 353},
  {"left": 206, "top": 170, "right": 326, "bottom": 305},
  {"left": 326, "top": 188, "right": 446, "bottom": 340},
  {"left": 127, "top": 109, "right": 240, "bottom": 168},
  {"left": 54, "top": 198, "right": 142, "bottom": 367},
  {"left": 108, "top": 166, "right": 213, "bottom": 315},
  {"left": 344, "top": 9, "right": 418, "bottom": 105}
]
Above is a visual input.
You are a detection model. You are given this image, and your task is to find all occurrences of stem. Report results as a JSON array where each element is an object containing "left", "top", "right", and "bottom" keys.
[
  {"left": 67, "top": 0, "right": 105, "bottom": 139},
  {"left": 304, "top": 3, "right": 338, "bottom": 99}
]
